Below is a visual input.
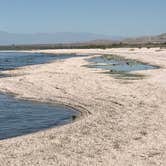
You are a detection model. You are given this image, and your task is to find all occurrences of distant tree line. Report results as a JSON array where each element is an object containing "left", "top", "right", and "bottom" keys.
[{"left": 0, "top": 42, "right": 166, "bottom": 50}]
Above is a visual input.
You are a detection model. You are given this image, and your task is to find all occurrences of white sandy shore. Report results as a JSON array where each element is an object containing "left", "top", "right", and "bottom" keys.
[{"left": 0, "top": 48, "right": 166, "bottom": 166}]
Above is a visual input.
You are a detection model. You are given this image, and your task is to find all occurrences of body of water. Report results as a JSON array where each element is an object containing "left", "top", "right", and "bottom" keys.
[
  {"left": 0, "top": 52, "right": 84, "bottom": 71},
  {"left": 0, "top": 52, "right": 80, "bottom": 140},
  {"left": 87, "top": 55, "right": 159, "bottom": 79},
  {"left": 0, "top": 94, "right": 78, "bottom": 140}
]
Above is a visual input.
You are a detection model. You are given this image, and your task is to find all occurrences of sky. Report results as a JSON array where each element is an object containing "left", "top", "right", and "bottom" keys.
[{"left": 0, "top": 0, "right": 166, "bottom": 37}]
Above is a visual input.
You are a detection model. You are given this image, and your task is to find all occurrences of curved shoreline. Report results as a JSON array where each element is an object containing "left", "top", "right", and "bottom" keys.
[{"left": 0, "top": 48, "right": 166, "bottom": 166}]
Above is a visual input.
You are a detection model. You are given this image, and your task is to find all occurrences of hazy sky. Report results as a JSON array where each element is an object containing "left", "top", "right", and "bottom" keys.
[{"left": 0, "top": 0, "right": 166, "bottom": 36}]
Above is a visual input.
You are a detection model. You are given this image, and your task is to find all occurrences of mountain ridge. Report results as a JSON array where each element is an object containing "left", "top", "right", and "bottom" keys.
[
  {"left": 0, "top": 31, "right": 123, "bottom": 45},
  {"left": 0, "top": 31, "right": 165, "bottom": 45},
  {"left": 123, "top": 33, "right": 166, "bottom": 44}
]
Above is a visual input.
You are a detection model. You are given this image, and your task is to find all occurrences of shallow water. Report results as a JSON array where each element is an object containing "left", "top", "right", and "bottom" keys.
[
  {"left": 87, "top": 55, "right": 159, "bottom": 79},
  {"left": 0, "top": 94, "right": 78, "bottom": 140}
]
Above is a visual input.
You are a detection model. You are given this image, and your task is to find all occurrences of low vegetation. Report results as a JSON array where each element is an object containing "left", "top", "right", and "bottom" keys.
[{"left": 0, "top": 42, "right": 166, "bottom": 50}]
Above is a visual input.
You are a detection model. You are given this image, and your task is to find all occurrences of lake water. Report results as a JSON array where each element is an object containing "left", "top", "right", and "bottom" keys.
[
  {"left": 0, "top": 52, "right": 80, "bottom": 140},
  {"left": 0, "top": 52, "right": 84, "bottom": 71},
  {"left": 0, "top": 94, "right": 78, "bottom": 140}
]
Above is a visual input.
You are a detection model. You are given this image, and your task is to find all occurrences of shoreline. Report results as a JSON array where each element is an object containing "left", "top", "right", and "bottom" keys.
[{"left": 0, "top": 48, "right": 166, "bottom": 165}]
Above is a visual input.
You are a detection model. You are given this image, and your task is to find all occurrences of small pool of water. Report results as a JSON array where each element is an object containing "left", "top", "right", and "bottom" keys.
[
  {"left": 87, "top": 54, "right": 159, "bottom": 79},
  {"left": 0, "top": 94, "right": 78, "bottom": 140}
]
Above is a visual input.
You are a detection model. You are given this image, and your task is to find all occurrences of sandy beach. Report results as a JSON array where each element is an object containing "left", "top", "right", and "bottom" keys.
[{"left": 0, "top": 48, "right": 166, "bottom": 166}]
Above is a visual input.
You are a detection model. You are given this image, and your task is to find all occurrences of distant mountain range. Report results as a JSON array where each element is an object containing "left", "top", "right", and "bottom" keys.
[
  {"left": 87, "top": 33, "right": 166, "bottom": 45},
  {"left": 0, "top": 31, "right": 123, "bottom": 45},
  {"left": 0, "top": 31, "right": 165, "bottom": 45},
  {"left": 123, "top": 33, "right": 166, "bottom": 44}
]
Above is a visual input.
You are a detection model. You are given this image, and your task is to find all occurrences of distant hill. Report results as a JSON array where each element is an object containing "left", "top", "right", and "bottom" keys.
[
  {"left": 0, "top": 30, "right": 165, "bottom": 47},
  {"left": 0, "top": 31, "right": 123, "bottom": 45},
  {"left": 123, "top": 33, "right": 166, "bottom": 44}
]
